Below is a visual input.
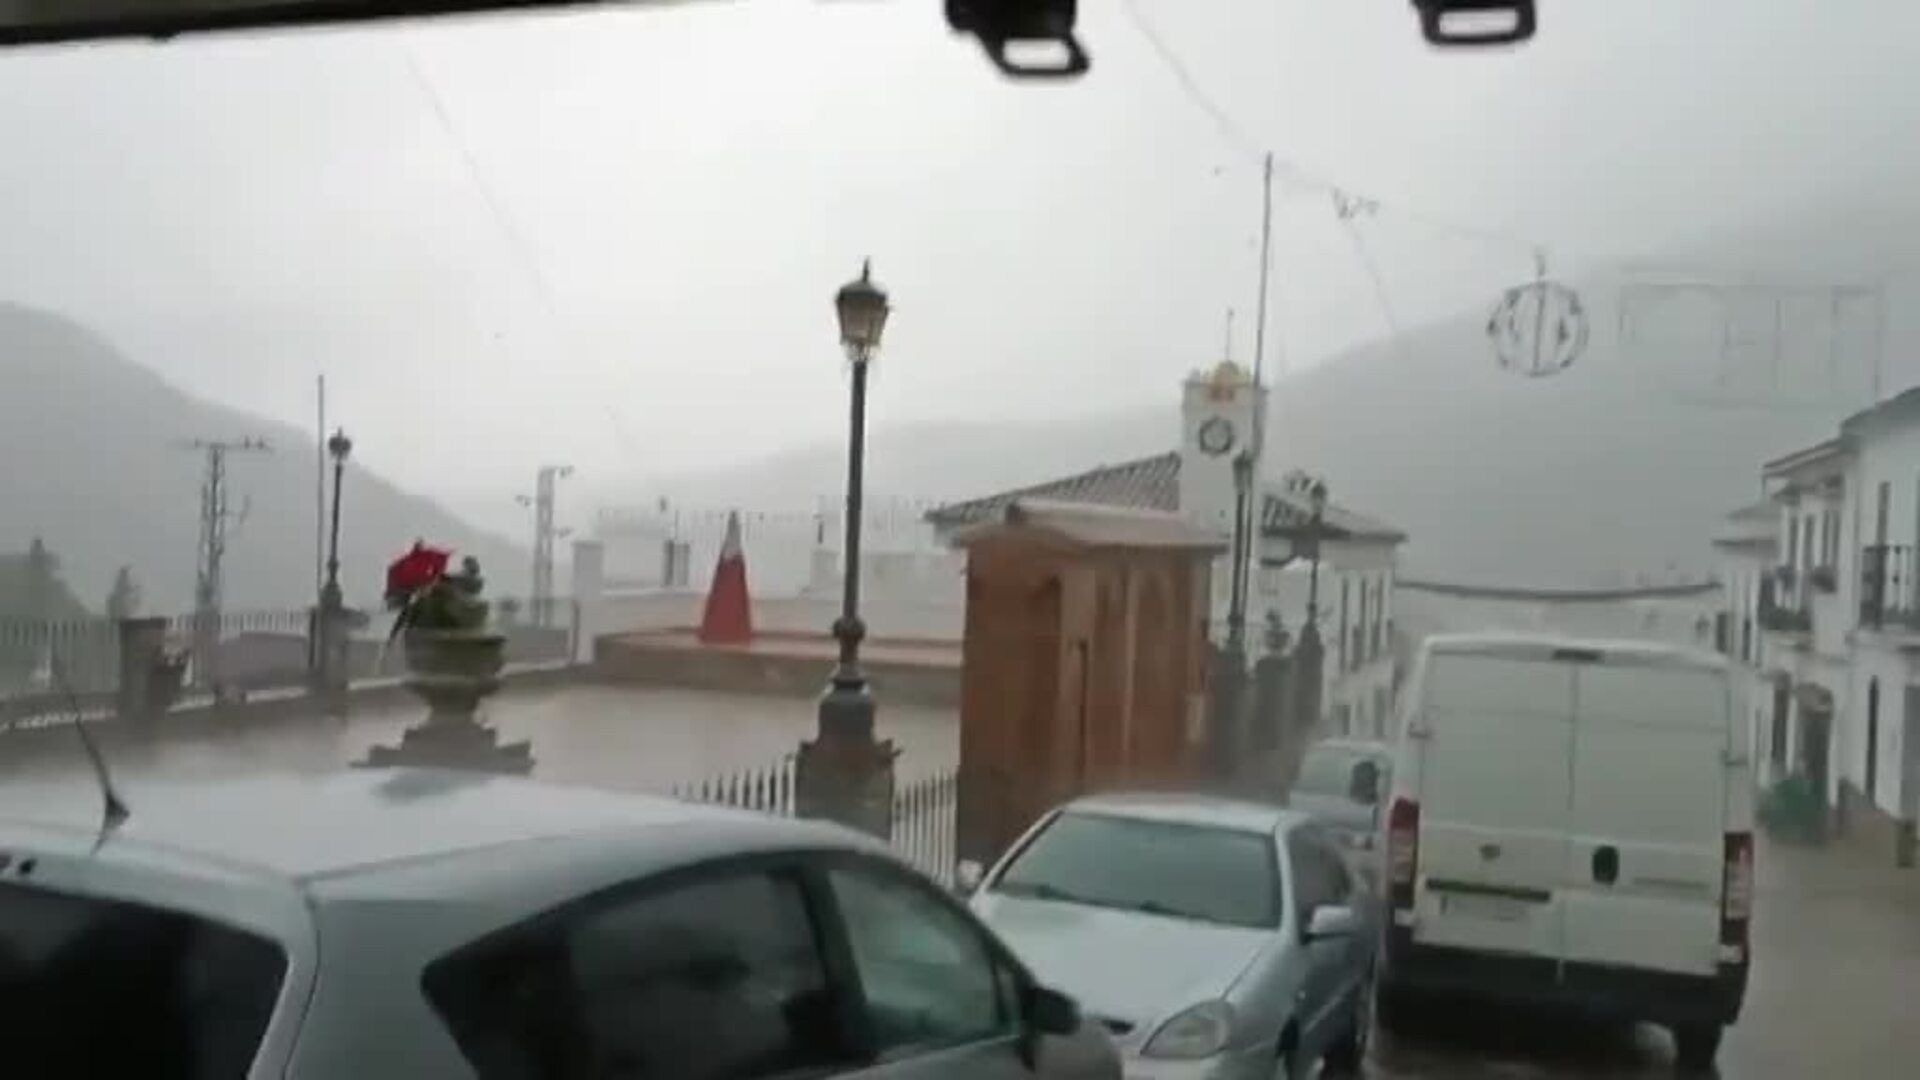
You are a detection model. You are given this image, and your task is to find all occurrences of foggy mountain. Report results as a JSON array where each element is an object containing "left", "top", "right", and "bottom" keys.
[
  {"left": 0, "top": 302, "right": 525, "bottom": 615},
  {"left": 659, "top": 220, "right": 1898, "bottom": 587}
]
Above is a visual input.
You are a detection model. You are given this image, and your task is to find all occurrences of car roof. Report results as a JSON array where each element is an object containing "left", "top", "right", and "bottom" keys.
[
  {"left": 1061, "top": 790, "right": 1305, "bottom": 835},
  {"left": 0, "top": 767, "right": 869, "bottom": 886}
]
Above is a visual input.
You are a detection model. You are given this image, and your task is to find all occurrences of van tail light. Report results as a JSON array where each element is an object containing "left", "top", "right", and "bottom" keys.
[
  {"left": 1720, "top": 831, "right": 1754, "bottom": 961},
  {"left": 1386, "top": 797, "right": 1420, "bottom": 909}
]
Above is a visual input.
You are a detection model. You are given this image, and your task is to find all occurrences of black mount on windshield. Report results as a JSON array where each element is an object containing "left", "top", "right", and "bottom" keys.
[
  {"left": 946, "top": 0, "right": 1090, "bottom": 80},
  {"left": 1412, "top": 0, "right": 1538, "bottom": 47}
]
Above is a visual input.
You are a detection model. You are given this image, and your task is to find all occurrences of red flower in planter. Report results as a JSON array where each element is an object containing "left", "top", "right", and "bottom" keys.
[{"left": 386, "top": 541, "right": 451, "bottom": 610}]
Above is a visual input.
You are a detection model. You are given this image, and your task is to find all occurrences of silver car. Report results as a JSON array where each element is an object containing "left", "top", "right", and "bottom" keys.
[
  {"left": 0, "top": 767, "right": 1120, "bottom": 1079},
  {"left": 1287, "top": 739, "right": 1394, "bottom": 856},
  {"left": 967, "top": 793, "right": 1375, "bottom": 1080}
]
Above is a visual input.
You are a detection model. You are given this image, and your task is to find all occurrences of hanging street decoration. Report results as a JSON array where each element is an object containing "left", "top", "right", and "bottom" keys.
[{"left": 1488, "top": 250, "right": 1589, "bottom": 378}]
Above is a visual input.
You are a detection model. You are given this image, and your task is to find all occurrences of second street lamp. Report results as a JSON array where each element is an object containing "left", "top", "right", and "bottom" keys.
[
  {"left": 319, "top": 427, "right": 352, "bottom": 713},
  {"left": 822, "top": 259, "right": 889, "bottom": 743},
  {"left": 795, "top": 258, "right": 897, "bottom": 838}
]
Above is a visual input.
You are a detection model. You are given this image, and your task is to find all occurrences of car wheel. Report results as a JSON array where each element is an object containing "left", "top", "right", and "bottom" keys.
[
  {"left": 1322, "top": 977, "right": 1371, "bottom": 1076},
  {"left": 1673, "top": 1023, "right": 1723, "bottom": 1075},
  {"left": 1272, "top": 1025, "right": 1306, "bottom": 1080}
]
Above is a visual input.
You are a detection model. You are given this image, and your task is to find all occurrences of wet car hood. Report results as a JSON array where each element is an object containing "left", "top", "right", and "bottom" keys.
[{"left": 973, "top": 891, "right": 1274, "bottom": 1030}]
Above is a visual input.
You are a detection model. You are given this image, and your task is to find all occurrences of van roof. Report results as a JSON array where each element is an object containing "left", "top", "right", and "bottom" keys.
[{"left": 1419, "top": 632, "right": 1729, "bottom": 671}]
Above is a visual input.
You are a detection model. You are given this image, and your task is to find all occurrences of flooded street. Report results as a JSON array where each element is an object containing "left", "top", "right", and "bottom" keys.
[
  {"left": 0, "top": 683, "right": 959, "bottom": 802},
  {"left": 1371, "top": 835, "right": 1920, "bottom": 1078}
]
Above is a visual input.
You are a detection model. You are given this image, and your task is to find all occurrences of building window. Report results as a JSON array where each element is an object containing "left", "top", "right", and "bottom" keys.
[{"left": 1785, "top": 514, "right": 1799, "bottom": 566}]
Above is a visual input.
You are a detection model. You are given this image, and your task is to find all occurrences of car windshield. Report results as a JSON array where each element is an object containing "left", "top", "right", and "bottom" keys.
[
  {"left": 1293, "top": 747, "right": 1382, "bottom": 802},
  {"left": 990, "top": 810, "right": 1280, "bottom": 930},
  {"left": 0, "top": 881, "right": 287, "bottom": 1076}
]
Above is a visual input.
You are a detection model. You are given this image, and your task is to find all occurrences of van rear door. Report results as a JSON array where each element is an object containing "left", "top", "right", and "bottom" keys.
[
  {"left": 1562, "top": 652, "right": 1731, "bottom": 977},
  {"left": 1411, "top": 646, "right": 1573, "bottom": 959}
]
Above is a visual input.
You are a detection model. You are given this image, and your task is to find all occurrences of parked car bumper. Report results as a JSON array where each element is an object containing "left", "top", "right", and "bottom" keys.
[{"left": 1380, "top": 927, "right": 1747, "bottom": 1027}]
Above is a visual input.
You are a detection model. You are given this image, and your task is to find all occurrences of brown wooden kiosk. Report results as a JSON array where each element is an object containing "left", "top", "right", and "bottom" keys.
[{"left": 948, "top": 498, "right": 1227, "bottom": 867}]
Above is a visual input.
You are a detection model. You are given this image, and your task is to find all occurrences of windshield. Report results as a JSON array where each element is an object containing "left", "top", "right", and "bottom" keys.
[
  {"left": 0, "top": 881, "right": 287, "bottom": 1075},
  {"left": 991, "top": 810, "right": 1281, "bottom": 930}
]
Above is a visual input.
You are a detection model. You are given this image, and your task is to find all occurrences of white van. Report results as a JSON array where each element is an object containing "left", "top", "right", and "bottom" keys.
[{"left": 1374, "top": 634, "right": 1753, "bottom": 1074}]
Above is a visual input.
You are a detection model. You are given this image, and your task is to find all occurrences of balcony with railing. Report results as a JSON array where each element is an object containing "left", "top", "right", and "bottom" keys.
[
  {"left": 1859, "top": 543, "right": 1920, "bottom": 635},
  {"left": 1757, "top": 572, "right": 1812, "bottom": 635}
]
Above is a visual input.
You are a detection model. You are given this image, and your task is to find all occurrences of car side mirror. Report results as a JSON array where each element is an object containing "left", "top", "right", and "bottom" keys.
[
  {"left": 955, "top": 859, "right": 986, "bottom": 895},
  {"left": 1024, "top": 984, "right": 1081, "bottom": 1036},
  {"left": 1304, "top": 904, "right": 1357, "bottom": 942}
]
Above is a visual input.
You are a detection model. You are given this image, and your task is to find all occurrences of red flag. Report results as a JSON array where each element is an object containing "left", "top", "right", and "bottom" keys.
[{"left": 698, "top": 511, "right": 753, "bottom": 646}]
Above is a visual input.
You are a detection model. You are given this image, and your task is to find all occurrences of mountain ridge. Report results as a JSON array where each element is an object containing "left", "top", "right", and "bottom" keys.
[{"left": 0, "top": 302, "right": 527, "bottom": 615}]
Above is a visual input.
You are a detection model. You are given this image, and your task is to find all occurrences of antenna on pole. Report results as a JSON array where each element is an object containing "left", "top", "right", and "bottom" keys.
[
  {"left": 180, "top": 437, "right": 271, "bottom": 693},
  {"left": 519, "top": 464, "right": 574, "bottom": 627}
]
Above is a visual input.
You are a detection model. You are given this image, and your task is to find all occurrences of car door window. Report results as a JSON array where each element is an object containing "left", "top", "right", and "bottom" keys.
[
  {"left": 1308, "top": 832, "right": 1355, "bottom": 907},
  {"left": 1287, "top": 830, "right": 1342, "bottom": 920},
  {"left": 825, "top": 862, "right": 1017, "bottom": 1057},
  {"left": 425, "top": 865, "right": 854, "bottom": 1080}
]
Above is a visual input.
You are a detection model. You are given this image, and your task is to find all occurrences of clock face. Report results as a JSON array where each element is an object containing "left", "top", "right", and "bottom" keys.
[{"left": 1198, "top": 416, "right": 1236, "bottom": 457}]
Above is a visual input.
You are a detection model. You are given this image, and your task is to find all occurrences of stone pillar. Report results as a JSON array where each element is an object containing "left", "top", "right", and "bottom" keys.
[
  {"left": 570, "top": 539, "right": 606, "bottom": 665},
  {"left": 794, "top": 731, "right": 898, "bottom": 839},
  {"left": 358, "top": 630, "right": 533, "bottom": 775},
  {"left": 1251, "top": 650, "right": 1289, "bottom": 759},
  {"left": 310, "top": 600, "right": 352, "bottom": 716},
  {"left": 1292, "top": 627, "right": 1326, "bottom": 741},
  {"left": 115, "top": 616, "right": 170, "bottom": 722},
  {"left": 1208, "top": 642, "right": 1247, "bottom": 785}
]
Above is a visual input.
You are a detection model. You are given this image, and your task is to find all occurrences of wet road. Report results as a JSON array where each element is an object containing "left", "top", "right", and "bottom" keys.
[
  {"left": 0, "top": 683, "right": 959, "bottom": 795},
  {"left": 1367, "top": 835, "right": 1920, "bottom": 1078}
]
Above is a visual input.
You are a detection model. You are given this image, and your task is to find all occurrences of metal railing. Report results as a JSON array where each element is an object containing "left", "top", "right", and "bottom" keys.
[
  {"left": 674, "top": 758, "right": 960, "bottom": 886},
  {"left": 0, "top": 596, "right": 582, "bottom": 711},
  {"left": 1860, "top": 544, "right": 1920, "bottom": 631}
]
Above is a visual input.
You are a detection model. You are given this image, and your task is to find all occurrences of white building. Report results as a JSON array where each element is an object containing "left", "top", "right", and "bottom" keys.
[
  {"left": 926, "top": 360, "right": 1407, "bottom": 738},
  {"left": 1710, "top": 500, "right": 1783, "bottom": 785},
  {"left": 1757, "top": 388, "right": 1920, "bottom": 865}
]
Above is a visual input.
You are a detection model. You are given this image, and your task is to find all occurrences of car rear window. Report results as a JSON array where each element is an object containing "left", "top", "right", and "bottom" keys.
[
  {"left": 0, "top": 880, "right": 287, "bottom": 1077},
  {"left": 990, "top": 811, "right": 1281, "bottom": 929},
  {"left": 1293, "top": 747, "right": 1385, "bottom": 800}
]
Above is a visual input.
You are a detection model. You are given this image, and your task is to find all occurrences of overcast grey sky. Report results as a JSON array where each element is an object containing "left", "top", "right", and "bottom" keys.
[{"left": 0, "top": 0, "right": 1913, "bottom": 519}]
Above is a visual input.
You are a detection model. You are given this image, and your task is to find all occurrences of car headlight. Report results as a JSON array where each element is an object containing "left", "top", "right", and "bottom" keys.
[{"left": 1140, "top": 1000, "right": 1236, "bottom": 1060}]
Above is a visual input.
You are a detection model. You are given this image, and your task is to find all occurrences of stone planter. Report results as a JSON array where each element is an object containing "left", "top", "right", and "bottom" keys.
[{"left": 358, "top": 629, "right": 533, "bottom": 775}]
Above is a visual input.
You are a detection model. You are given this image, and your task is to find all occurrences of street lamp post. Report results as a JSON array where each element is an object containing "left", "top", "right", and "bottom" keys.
[
  {"left": 796, "top": 259, "right": 897, "bottom": 837},
  {"left": 1214, "top": 450, "right": 1257, "bottom": 782},
  {"left": 318, "top": 428, "right": 352, "bottom": 714},
  {"left": 1294, "top": 478, "right": 1330, "bottom": 744}
]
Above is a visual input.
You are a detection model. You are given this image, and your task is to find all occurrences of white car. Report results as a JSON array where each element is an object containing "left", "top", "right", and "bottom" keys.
[
  {"left": 967, "top": 793, "right": 1376, "bottom": 1080},
  {"left": 1376, "top": 634, "right": 1753, "bottom": 1074},
  {"left": 0, "top": 767, "right": 1120, "bottom": 1079}
]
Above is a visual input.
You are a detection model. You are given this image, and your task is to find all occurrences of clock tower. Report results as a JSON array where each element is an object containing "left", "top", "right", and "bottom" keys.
[
  {"left": 1180, "top": 359, "right": 1269, "bottom": 537},
  {"left": 1179, "top": 360, "right": 1270, "bottom": 632}
]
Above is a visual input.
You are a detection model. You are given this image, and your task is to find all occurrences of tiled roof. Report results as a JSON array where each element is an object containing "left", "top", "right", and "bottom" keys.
[
  {"left": 1260, "top": 489, "right": 1407, "bottom": 544},
  {"left": 924, "top": 452, "right": 1181, "bottom": 526},
  {"left": 926, "top": 451, "right": 1405, "bottom": 544},
  {"left": 950, "top": 499, "right": 1228, "bottom": 552}
]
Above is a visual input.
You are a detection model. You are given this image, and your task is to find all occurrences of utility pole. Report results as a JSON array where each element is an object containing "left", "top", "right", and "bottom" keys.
[
  {"left": 184, "top": 437, "right": 271, "bottom": 690},
  {"left": 519, "top": 464, "right": 574, "bottom": 627},
  {"left": 1216, "top": 151, "right": 1278, "bottom": 789}
]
